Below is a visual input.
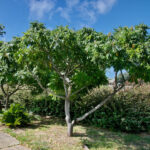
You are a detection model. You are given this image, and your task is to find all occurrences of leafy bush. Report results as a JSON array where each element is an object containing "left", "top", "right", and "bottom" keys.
[
  {"left": 1, "top": 103, "right": 30, "bottom": 127},
  {"left": 28, "top": 96, "right": 65, "bottom": 117},
  {"left": 79, "top": 85, "right": 150, "bottom": 133}
]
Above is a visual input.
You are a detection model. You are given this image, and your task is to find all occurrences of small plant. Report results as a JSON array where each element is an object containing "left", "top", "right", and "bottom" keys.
[{"left": 1, "top": 103, "right": 30, "bottom": 127}]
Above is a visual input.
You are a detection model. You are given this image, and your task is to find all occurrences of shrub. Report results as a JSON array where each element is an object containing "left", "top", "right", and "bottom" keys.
[
  {"left": 1, "top": 103, "right": 30, "bottom": 127},
  {"left": 79, "top": 85, "right": 150, "bottom": 133},
  {"left": 29, "top": 96, "right": 65, "bottom": 117}
]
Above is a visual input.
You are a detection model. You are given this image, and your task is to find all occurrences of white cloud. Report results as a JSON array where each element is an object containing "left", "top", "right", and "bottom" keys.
[
  {"left": 29, "top": 0, "right": 55, "bottom": 19},
  {"left": 57, "top": 7, "right": 70, "bottom": 21},
  {"left": 56, "top": 0, "right": 80, "bottom": 21},
  {"left": 94, "top": 0, "right": 117, "bottom": 14},
  {"left": 28, "top": 0, "right": 117, "bottom": 24},
  {"left": 78, "top": 1, "right": 96, "bottom": 23},
  {"left": 78, "top": 0, "right": 116, "bottom": 23},
  {"left": 65, "top": 0, "right": 80, "bottom": 8}
]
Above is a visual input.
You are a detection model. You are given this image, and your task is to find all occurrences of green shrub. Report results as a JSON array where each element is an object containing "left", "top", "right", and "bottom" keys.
[
  {"left": 1, "top": 103, "right": 30, "bottom": 127},
  {"left": 29, "top": 96, "right": 65, "bottom": 117},
  {"left": 78, "top": 85, "right": 150, "bottom": 133}
]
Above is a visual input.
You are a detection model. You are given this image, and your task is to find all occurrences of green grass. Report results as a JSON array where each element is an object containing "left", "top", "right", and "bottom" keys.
[{"left": 1, "top": 116, "right": 150, "bottom": 150}]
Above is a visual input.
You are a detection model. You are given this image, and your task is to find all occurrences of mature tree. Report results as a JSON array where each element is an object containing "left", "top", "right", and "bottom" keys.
[
  {"left": 16, "top": 22, "right": 108, "bottom": 136},
  {"left": 0, "top": 38, "right": 30, "bottom": 109},
  {"left": 16, "top": 22, "right": 150, "bottom": 136}
]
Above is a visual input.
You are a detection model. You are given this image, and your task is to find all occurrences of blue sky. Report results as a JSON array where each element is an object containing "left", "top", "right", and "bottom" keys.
[{"left": 0, "top": 0, "right": 150, "bottom": 78}]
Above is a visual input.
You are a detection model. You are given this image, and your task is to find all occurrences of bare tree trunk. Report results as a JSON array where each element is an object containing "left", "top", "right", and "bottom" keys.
[
  {"left": 0, "top": 101, "right": 2, "bottom": 112},
  {"left": 67, "top": 122, "right": 74, "bottom": 137},
  {"left": 5, "top": 95, "right": 9, "bottom": 110},
  {"left": 65, "top": 99, "right": 74, "bottom": 136}
]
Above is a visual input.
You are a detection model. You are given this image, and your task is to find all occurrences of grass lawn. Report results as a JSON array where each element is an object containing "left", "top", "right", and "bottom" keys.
[{"left": 0, "top": 116, "right": 150, "bottom": 150}]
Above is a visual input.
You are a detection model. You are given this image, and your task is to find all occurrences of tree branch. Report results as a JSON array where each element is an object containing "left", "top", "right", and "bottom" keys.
[
  {"left": 0, "top": 83, "right": 7, "bottom": 96},
  {"left": 71, "top": 86, "right": 87, "bottom": 97},
  {"left": 8, "top": 85, "right": 20, "bottom": 97},
  {"left": 74, "top": 84, "right": 124, "bottom": 123},
  {"left": 33, "top": 74, "right": 65, "bottom": 99},
  {"left": 120, "top": 70, "right": 125, "bottom": 83},
  {"left": 114, "top": 71, "right": 118, "bottom": 90}
]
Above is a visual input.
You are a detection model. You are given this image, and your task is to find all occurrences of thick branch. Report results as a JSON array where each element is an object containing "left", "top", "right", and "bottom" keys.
[
  {"left": 114, "top": 71, "right": 118, "bottom": 90},
  {"left": 120, "top": 70, "right": 125, "bottom": 83},
  {"left": 75, "top": 84, "right": 124, "bottom": 122},
  {"left": 0, "top": 83, "right": 7, "bottom": 96}
]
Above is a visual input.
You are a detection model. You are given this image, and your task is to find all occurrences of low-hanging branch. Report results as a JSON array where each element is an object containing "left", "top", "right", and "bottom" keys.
[{"left": 73, "top": 84, "right": 125, "bottom": 123}]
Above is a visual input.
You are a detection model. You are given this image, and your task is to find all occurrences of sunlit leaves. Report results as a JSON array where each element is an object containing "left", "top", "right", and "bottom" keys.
[{"left": 16, "top": 22, "right": 107, "bottom": 97}]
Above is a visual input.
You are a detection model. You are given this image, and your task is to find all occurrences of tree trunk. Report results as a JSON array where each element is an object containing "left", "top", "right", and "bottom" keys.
[
  {"left": 67, "top": 123, "right": 74, "bottom": 137},
  {"left": 0, "top": 101, "right": 2, "bottom": 112},
  {"left": 65, "top": 99, "right": 74, "bottom": 137},
  {"left": 5, "top": 95, "right": 9, "bottom": 110}
]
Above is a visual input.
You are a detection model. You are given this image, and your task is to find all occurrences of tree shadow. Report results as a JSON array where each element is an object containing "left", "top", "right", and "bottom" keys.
[{"left": 19, "top": 116, "right": 66, "bottom": 130}]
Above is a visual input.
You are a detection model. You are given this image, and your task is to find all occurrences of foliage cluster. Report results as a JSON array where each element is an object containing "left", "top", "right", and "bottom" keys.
[{"left": 1, "top": 103, "right": 30, "bottom": 127}]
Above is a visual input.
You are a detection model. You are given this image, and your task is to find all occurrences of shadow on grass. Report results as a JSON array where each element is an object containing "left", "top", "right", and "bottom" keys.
[
  {"left": 20, "top": 116, "right": 66, "bottom": 130},
  {"left": 79, "top": 126, "right": 150, "bottom": 150}
]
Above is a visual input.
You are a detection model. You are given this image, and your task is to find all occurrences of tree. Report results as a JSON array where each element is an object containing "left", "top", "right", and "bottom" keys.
[
  {"left": 0, "top": 37, "right": 29, "bottom": 109},
  {"left": 16, "top": 22, "right": 149, "bottom": 137},
  {"left": 16, "top": 22, "right": 108, "bottom": 136}
]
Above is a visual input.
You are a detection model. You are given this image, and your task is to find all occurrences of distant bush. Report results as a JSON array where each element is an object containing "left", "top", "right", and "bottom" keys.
[{"left": 1, "top": 103, "right": 30, "bottom": 127}]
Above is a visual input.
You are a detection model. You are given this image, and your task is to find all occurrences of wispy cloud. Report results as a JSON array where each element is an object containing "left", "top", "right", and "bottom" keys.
[
  {"left": 56, "top": 0, "right": 80, "bottom": 21},
  {"left": 65, "top": 0, "right": 80, "bottom": 8},
  {"left": 28, "top": 0, "right": 117, "bottom": 24},
  {"left": 56, "top": 7, "right": 70, "bottom": 21},
  {"left": 29, "top": 0, "right": 55, "bottom": 19},
  {"left": 94, "top": 0, "right": 117, "bottom": 14},
  {"left": 78, "top": 1, "right": 96, "bottom": 23}
]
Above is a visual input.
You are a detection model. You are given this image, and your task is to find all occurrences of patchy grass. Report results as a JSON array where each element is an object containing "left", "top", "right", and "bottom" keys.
[{"left": 0, "top": 116, "right": 150, "bottom": 150}]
